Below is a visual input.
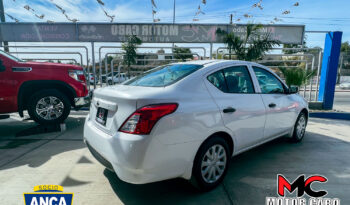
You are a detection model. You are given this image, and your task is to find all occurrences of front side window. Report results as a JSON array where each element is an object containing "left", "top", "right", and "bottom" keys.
[
  {"left": 207, "top": 65, "right": 255, "bottom": 94},
  {"left": 124, "top": 64, "right": 203, "bottom": 87},
  {"left": 0, "top": 50, "right": 24, "bottom": 62},
  {"left": 253, "top": 67, "right": 285, "bottom": 94}
]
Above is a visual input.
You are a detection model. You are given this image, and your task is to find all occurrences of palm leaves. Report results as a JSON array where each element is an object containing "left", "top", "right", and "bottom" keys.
[
  {"left": 279, "top": 67, "right": 316, "bottom": 87},
  {"left": 216, "top": 24, "right": 280, "bottom": 60}
]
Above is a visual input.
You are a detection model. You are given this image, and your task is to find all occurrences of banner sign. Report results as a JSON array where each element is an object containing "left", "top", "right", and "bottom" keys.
[{"left": 0, "top": 23, "right": 305, "bottom": 44}]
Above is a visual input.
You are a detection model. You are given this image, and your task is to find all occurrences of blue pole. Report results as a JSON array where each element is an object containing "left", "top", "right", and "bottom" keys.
[{"left": 318, "top": 31, "right": 343, "bottom": 109}]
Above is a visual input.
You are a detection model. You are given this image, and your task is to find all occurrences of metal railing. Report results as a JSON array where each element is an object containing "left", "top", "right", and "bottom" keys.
[
  {"left": 1, "top": 45, "right": 89, "bottom": 67},
  {"left": 260, "top": 53, "right": 316, "bottom": 102},
  {"left": 258, "top": 59, "right": 312, "bottom": 100},
  {"left": 9, "top": 51, "right": 83, "bottom": 67},
  {"left": 216, "top": 47, "right": 322, "bottom": 101},
  {"left": 103, "top": 52, "right": 200, "bottom": 86},
  {"left": 98, "top": 46, "right": 206, "bottom": 87},
  {"left": 23, "top": 58, "right": 78, "bottom": 64}
]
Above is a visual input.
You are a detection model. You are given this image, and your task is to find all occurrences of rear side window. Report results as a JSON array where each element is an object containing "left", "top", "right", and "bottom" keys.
[
  {"left": 207, "top": 70, "right": 228, "bottom": 93},
  {"left": 223, "top": 66, "right": 255, "bottom": 93},
  {"left": 207, "top": 65, "right": 255, "bottom": 94},
  {"left": 124, "top": 64, "right": 203, "bottom": 87}
]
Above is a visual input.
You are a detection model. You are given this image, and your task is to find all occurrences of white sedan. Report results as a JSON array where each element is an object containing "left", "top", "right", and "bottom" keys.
[
  {"left": 340, "top": 82, "right": 350, "bottom": 89},
  {"left": 107, "top": 73, "right": 129, "bottom": 85},
  {"left": 84, "top": 60, "right": 308, "bottom": 191}
]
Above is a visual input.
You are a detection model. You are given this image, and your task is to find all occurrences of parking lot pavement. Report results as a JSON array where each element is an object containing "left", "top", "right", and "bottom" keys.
[{"left": 0, "top": 112, "right": 349, "bottom": 205}]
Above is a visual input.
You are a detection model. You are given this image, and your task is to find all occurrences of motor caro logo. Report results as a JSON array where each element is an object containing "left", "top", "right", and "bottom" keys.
[{"left": 266, "top": 174, "right": 340, "bottom": 205}]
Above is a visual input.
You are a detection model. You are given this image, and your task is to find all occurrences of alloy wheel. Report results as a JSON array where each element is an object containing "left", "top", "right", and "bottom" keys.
[{"left": 35, "top": 96, "right": 64, "bottom": 120}]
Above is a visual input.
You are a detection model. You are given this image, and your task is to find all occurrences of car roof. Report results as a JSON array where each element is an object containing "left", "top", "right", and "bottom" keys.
[
  {"left": 174, "top": 60, "right": 253, "bottom": 66},
  {"left": 172, "top": 60, "right": 279, "bottom": 74}
]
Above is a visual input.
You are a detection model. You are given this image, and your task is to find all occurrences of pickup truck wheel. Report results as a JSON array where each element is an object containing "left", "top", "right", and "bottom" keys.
[{"left": 28, "top": 89, "right": 71, "bottom": 125}]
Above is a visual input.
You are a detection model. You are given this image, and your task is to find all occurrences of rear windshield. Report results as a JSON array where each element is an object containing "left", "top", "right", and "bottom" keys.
[{"left": 123, "top": 64, "right": 203, "bottom": 87}]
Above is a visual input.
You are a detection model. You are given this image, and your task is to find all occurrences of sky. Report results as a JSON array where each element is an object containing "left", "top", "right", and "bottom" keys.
[{"left": 2, "top": 0, "right": 350, "bottom": 63}]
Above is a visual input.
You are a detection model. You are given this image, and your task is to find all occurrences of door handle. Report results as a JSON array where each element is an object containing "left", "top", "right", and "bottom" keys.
[
  {"left": 12, "top": 67, "right": 32, "bottom": 72},
  {"left": 223, "top": 107, "right": 236, "bottom": 113},
  {"left": 268, "top": 103, "right": 276, "bottom": 108}
]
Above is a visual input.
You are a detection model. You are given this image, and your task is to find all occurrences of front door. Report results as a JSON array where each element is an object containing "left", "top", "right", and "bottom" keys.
[
  {"left": 0, "top": 57, "right": 16, "bottom": 113},
  {"left": 252, "top": 66, "right": 297, "bottom": 139},
  {"left": 205, "top": 65, "right": 266, "bottom": 151}
]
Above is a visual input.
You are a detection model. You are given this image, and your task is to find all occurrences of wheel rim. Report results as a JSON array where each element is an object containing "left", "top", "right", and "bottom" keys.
[
  {"left": 296, "top": 115, "right": 306, "bottom": 139},
  {"left": 201, "top": 144, "right": 227, "bottom": 183},
  {"left": 35, "top": 96, "right": 64, "bottom": 120}
]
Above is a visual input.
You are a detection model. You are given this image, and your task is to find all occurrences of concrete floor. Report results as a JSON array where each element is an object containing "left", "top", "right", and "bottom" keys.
[{"left": 0, "top": 112, "right": 349, "bottom": 205}]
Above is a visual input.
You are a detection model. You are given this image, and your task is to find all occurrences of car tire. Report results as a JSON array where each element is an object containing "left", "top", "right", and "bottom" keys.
[
  {"left": 191, "top": 136, "right": 230, "bottom": 191},
  {"left": 27, "top": 89, "right": 71, "bottom": 125},
  {"left": 291, "top": 112, "right": 307, "bottom": 143}
]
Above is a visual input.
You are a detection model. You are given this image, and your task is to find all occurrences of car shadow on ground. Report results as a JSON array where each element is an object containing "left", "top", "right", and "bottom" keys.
[
  {"left": 0, "top": 114, "right": 86, "bottom": 170},
  {"left": 103, "top": 130, "right": 350, "bottom": 205}
]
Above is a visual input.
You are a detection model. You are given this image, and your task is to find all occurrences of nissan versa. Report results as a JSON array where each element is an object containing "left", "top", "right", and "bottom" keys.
[{"left": 83, "top": 60, "right": 308, "bottom": 190}]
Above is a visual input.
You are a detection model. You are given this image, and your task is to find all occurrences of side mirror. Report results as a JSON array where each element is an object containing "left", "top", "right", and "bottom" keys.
[{"left": 289, "top": 85, "right": 299, "bottom": 94}]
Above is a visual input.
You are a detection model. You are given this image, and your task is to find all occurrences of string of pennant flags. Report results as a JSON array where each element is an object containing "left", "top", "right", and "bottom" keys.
[
  {"left": 49, "top": 0, "right": 78, "bottom": 23},
  {"left": 96, "top": 0, "right": 115, "bottom": 22},
  {"left": 193, "top": 0, "right": 206, "bottom": 22},
  {"left": 5, "top": 13, "right": 19, "bottom": 22},
  {"left": 233, "top": 0, "right": 300, "bottom": 24},
  {"left": 23, "top": 5, "right": 45, "bottom": 20},
  {"left": 271, "top": 1, "right": 299, "bottom": 24},
  {"left": 3, "top": 0, "right": 301, "bottom": 26},
  {"left": 231, "top": 0, "right": 263, "bottom": 22},
  {"left": 151, "top": 0, "right": 160, "bottom": 23}
]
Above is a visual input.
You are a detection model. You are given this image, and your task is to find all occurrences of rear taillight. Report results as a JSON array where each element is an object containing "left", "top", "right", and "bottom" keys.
[
  {"left": 69, "top": 70, "right": 86, "bottom": 83},
  {"left": 119, "top": 103, "right": 178, "bottom": 135}
]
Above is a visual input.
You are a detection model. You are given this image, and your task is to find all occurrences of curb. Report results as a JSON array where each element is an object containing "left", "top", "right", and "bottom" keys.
[{"left": 309, "top": 112, "right": 350, "bottom": 120}]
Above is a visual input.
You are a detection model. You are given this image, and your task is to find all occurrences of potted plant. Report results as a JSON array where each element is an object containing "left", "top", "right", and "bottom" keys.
[{"left": 278, "top": 67, "right": 316, "bottom": 93}]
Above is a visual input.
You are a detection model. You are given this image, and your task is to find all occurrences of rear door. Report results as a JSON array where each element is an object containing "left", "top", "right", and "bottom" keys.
[
  {"left": 205, "top": 64, "right": 266, "bottom": 151},
  {"left": 252, "top": 66, "right": 297, "bottom": 139}
]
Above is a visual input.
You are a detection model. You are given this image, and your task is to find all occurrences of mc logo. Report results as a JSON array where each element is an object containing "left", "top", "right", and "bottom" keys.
[{"left": 278, "top": 174, "right": 328, "bottom": 197}]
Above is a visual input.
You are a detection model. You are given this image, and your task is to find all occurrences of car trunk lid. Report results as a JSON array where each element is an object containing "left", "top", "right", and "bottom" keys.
[{"left": 89, "top": 85, "right": 165, "bottom": 135}]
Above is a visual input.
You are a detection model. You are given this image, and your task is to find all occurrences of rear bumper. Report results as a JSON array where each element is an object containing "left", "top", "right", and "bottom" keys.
[
  {"left": 83, "top": 115, "right": 195, "bottom": 184},
  {"left": 85, "top": 140, "right": 114, "bottom": 171}
]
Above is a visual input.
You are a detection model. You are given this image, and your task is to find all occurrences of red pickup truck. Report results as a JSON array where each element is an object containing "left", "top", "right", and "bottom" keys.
[{"left": 0, "top": 50, "right": 90, "bottom": 125}]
